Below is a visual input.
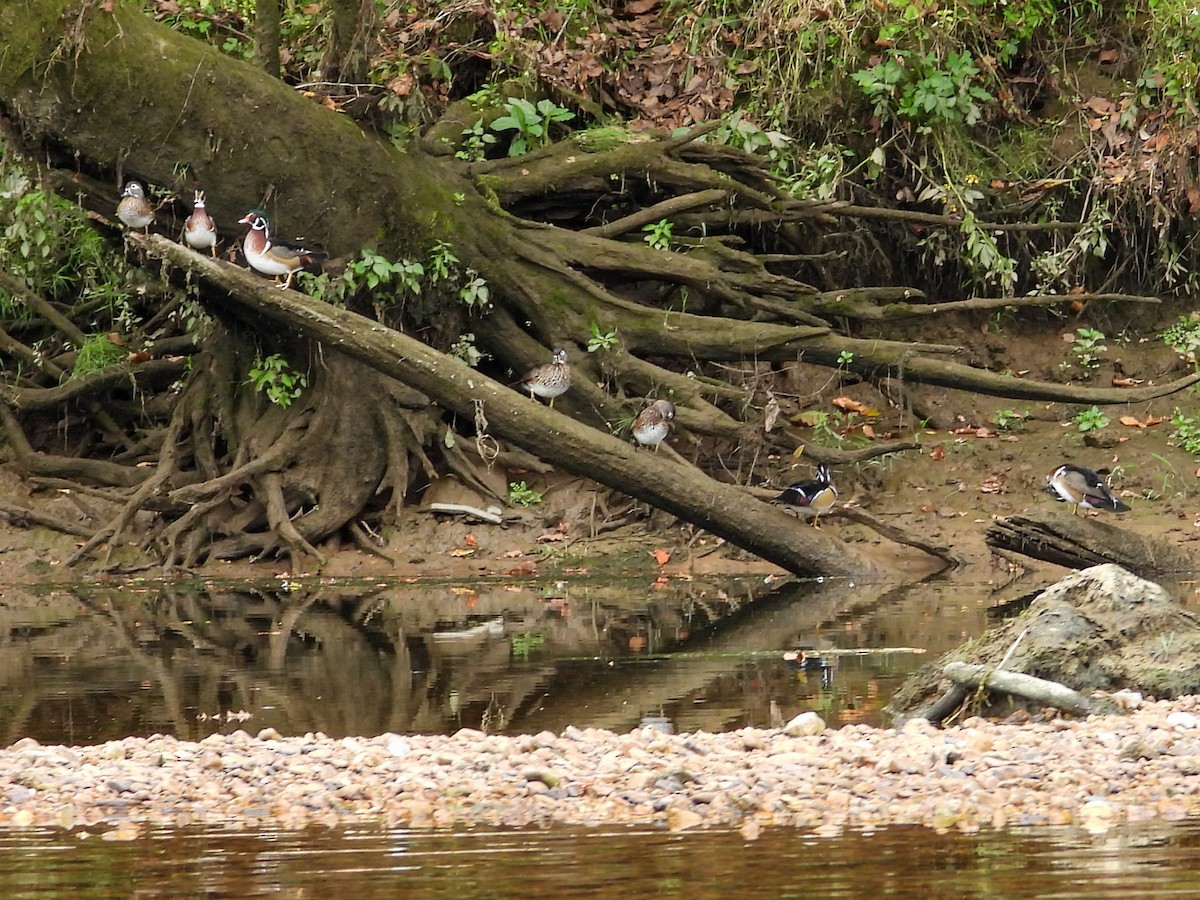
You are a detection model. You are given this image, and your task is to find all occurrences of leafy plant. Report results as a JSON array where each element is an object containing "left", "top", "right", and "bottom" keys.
[
  {"left": 992, "top": 408, "right": 1029, "bottom": 431},
  {"left": 508, "top": 481, "right": 543, "bottom": 507},
  {"left": 836, "top": 350, "right": 855, "bottom": 367},
  {"left": 428, "top": 240, "right": 459, "bottom": 282},
  {"left": 851, "top": 50, "right": 993, "bottom": 128},
  {"left": 459, "top": 271, "right": 492, "bottom": 311},
  {"left": 456, "top": 118, "right": 498, "bottom": 161},
  {"left": 491, "top": 98, "right": 575, "bottom": 156},
  {"left": 587, "top": 322, "right": 619, "bottom": 352},
  {"left": 1074, "top": 406, "right": 1109, "bottom": 433},
  {"left": 450, "top": 332, "right": 488, "bottom": 367},
  {"left": 642, "top": 218, "right": 674, "bottom": 250},
  {"left": 1161, "top": 313, "right": 1200, "bottom": 366},
  {"left": 1066, "top": 328, "right": 1108, "bottom": 371},
  {"left": 1170, "top": 408, "right": 1200, "bottom": 454},
  {"left": 248, "top": 353, "right": 308, "bottom": 408}
]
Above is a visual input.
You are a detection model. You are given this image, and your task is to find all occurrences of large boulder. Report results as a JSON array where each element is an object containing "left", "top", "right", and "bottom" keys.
[{"left": 888, "top": 564, "right": 1200, "bottom": 723}]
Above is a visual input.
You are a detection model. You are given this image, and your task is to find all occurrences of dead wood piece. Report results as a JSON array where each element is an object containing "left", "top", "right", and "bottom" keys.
[
  {"left": 943, "top": 661, "right": 1099, "bottom": 717},
  {"left": 583, "top": 189, "right": 729, "bottom": 239},
  {"left": 427, "top": 503, "right": 505, "bottom": 524},
  {"left": 0, "top": 403, "right": 148, "bottom": 488},
  {"left": 986, "top": 513, "right": 1197, "bottom": 578},
  {"left": 838, "top": 506, "right": 967, "bottom": 570},
  {"left": 0, "top": 499, "right": 95, "bottom": 538}
]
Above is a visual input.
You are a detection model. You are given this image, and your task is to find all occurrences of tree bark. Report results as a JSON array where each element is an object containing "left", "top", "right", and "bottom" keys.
[
  {"left": 985, "top": 513, "right": 1197, "bottom": 578},
  {"left": 145, "top": 234, "right": 877, "bottom": 579}
]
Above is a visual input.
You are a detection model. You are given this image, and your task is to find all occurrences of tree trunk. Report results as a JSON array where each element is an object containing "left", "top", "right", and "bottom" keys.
[
  {"left": 146, "top": 234, "right": 876, "bottom": 579},
  {"left": 985, "top": 513, "right": 1197, "bottom": 579}
]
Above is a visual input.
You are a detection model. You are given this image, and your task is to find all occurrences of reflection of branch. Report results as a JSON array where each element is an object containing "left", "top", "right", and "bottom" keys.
[{"left": 71, "top": 592, "right": 191, "bottom": 736}]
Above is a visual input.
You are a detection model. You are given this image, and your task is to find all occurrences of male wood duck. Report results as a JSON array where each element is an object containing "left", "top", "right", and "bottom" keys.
[
  {"left": 238, "top": 210, "right": 324, "bottom": 290},
  {"left": 116, "top": 181, "right": 155, "bottom": 232},
  {"left": 518, "top": 348, "right": 571, "bottom": 407},
  {"left": 183, "top": 190, "right": 217, "bottom": 256},
  {"left": 773, "top": 463, "right": 838, "bottom": 526},
  {"left": 1045, "top": 464, "right": 1130, "bottom": 515},
  {"left": 632, "top": 399, "right": 675, "bottom": 451}
]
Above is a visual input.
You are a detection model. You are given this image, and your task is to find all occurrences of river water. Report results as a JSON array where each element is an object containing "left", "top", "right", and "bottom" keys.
[{"left": 1, "top": 569, "right": 1196, "bottom": 896}]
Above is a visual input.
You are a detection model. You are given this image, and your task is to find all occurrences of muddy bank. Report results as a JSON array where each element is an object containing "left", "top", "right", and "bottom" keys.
[{"left": 3, "top": 696, "right": 1200, "bottom": 838}]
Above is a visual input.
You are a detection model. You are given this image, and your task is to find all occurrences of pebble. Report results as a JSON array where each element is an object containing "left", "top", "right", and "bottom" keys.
[{"left": 3, "top": 700, "right": 1200, "bottom": 835}]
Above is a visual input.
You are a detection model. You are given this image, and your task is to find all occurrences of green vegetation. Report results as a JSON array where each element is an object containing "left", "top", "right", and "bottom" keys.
[
  {"left": 642, "top": 219, "right": 674, "bottom": 251},
  {"left": 508, "top": 481, "right": 543, "bottom": 507},
  {"left": 1063, "top": 328, "right": 1108, "bottom": 373},
  {"left": 992, "top": 408, "right": 1029, "bottom": 432},
  {"left": 1170, "top": 408, "right": 1200, "bottom": 455},
  {"left": 71, "top": 334, "right": 127, "bottom": 379},
  {"left": 1161, "top": 314, "right": 1200, "bottom": 366},
  {"left": 490, "top": 98, "right": 575, "bottom": 156},
  {"left": 587, "top": 322, "right": 619, "bottom": 352},
  {"left": 1074, "top": 406, "right": 1110, "bottom": 433},
  {"left": 248, "top": 353, "right": 308, "bottom": 408}
]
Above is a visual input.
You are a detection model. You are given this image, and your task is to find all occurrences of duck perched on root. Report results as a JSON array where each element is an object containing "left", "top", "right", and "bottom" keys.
[
  {"left": 238, "top": 210, "right": 325, "bottom": 290},
  {"left": 1045, "top": 464, "right": 1130, "bottom": 515},
  {"left": 517, "top": 348, "right": 571, "bottom": 408},
  {"left": 772, "top": 463, "right": 838, "bottom": 526},
  {"left": 184, "top": 190, "right": 218, "bottom": 257},
  {"left": 116, "top": 181, "right": 155, "bottom": 232},
  {"left": 632, "top": 399, "right": 675, "bottom": 451}
]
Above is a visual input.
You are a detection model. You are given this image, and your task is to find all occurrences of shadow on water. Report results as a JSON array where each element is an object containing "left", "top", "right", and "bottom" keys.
[{"left": 0, "top": 568, "right": 1018, "bottom": 745}]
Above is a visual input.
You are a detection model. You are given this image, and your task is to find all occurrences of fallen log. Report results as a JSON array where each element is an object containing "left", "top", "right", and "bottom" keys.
[
  {"left": 147, "top": 235, "right": 877, "bottom": 580},
  {"left": 943, "top": 662, "right": 1100, "bottom": 717},
  {"left": 985, "top": 513, "right": 1196, "bottom": 578}
]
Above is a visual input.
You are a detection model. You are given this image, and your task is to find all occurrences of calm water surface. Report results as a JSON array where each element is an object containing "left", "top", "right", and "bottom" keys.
[
  {"left": 2, "top": 569, "right": 1197, "bottom": 895},
  {"left": 2, "top": 821, "right": 1199, "bottom": 898}
]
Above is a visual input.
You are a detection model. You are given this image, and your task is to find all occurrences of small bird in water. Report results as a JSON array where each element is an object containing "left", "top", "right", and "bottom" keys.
[
  {"left": 116, "top": 181, "right": 155, "bottom": 232},
  {"left": 238, "top": 210, "right": 325, "bottom": 290},
  {"left": 518, "top": 348, "right": 571, "bottom": 408},
  {"left": 773, "top": 463, "right": 838, "bottom": 526},
  {"left": 183, "top": 189, "right": 218, "bottom": 257},
  {"left": 1045, "top": 464, "right": 1129, "bottom": 515},
  {"left": 631, "top": 399, "right": 675, "bottom": 451}
]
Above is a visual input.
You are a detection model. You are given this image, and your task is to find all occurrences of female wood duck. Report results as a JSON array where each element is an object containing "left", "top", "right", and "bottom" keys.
[
  {"left": 518, "top": 348, "right": 571, "bottom": 408},
  {"left": 184, "top": 190, "right": 217, "bottom": 256},
  {"left": 773, "top": 463, "right": 838, "bottom": 526},
  {"left": 116, "top": 181, "right": 155, "bottom": 232},
  {"left": 238, "top": 210, "right": 324, "bottom": 290},
  {"left": 632, "top": 399, "right": 675, "bottom": 451},
  {"left": 1045, "top": 464, "right": 1130, "bottom": 515}
]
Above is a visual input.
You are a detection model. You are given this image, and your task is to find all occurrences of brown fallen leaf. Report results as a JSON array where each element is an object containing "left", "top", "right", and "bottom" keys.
[
  {"left": 832, "top": 396, "right": 870, "bottom": 415},
  {"left": 537, "top": 532, "right": 569, "bottom": 542},
  {"left": 651, "top": 548, "right": 671, "bottom": 566},
  {"left": 929, "top": 446, "right": 945, "bottom": 461},
  {"left": 1112, "top": 376, "right": 1144, "bottom": 386},
  {"left": 506, "top": 562, "right": 538, "bottom": 577},
  {"left": 501, "top": 549, "right": 524, "bottom": 558},
  {"left": 448, "top": 547, "right": 476, "bottom": 557},
  {"left": 1119, "top": 415, "right": 1145, "bottom": 428}
]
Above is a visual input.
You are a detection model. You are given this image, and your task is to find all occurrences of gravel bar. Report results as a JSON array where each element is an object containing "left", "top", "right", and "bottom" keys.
[{"left": 3, "top": 696, "right": 1200, "bottom": 839}]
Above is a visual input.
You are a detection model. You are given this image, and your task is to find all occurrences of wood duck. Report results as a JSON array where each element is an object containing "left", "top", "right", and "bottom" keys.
[
  {"left": 1045, "top": 464, "right": 1130, "bottom": 515},
  {"left": 632, "top": 399, "right": 675, "bottom": 451},
  {"left": 773, "top": 463, "right": 838, "bottom": 526},
  {"left": 518, "top": 348, "right": 571, "bottom": 408},
  {"left": 116, "top": 181, "right": 155, "bottom": 232},
  {"left": 183, "top": 189, "right": 217, "bottom": 257},
  {"left": 238, "top": 210, "right": 324, "bottom": 290}
]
